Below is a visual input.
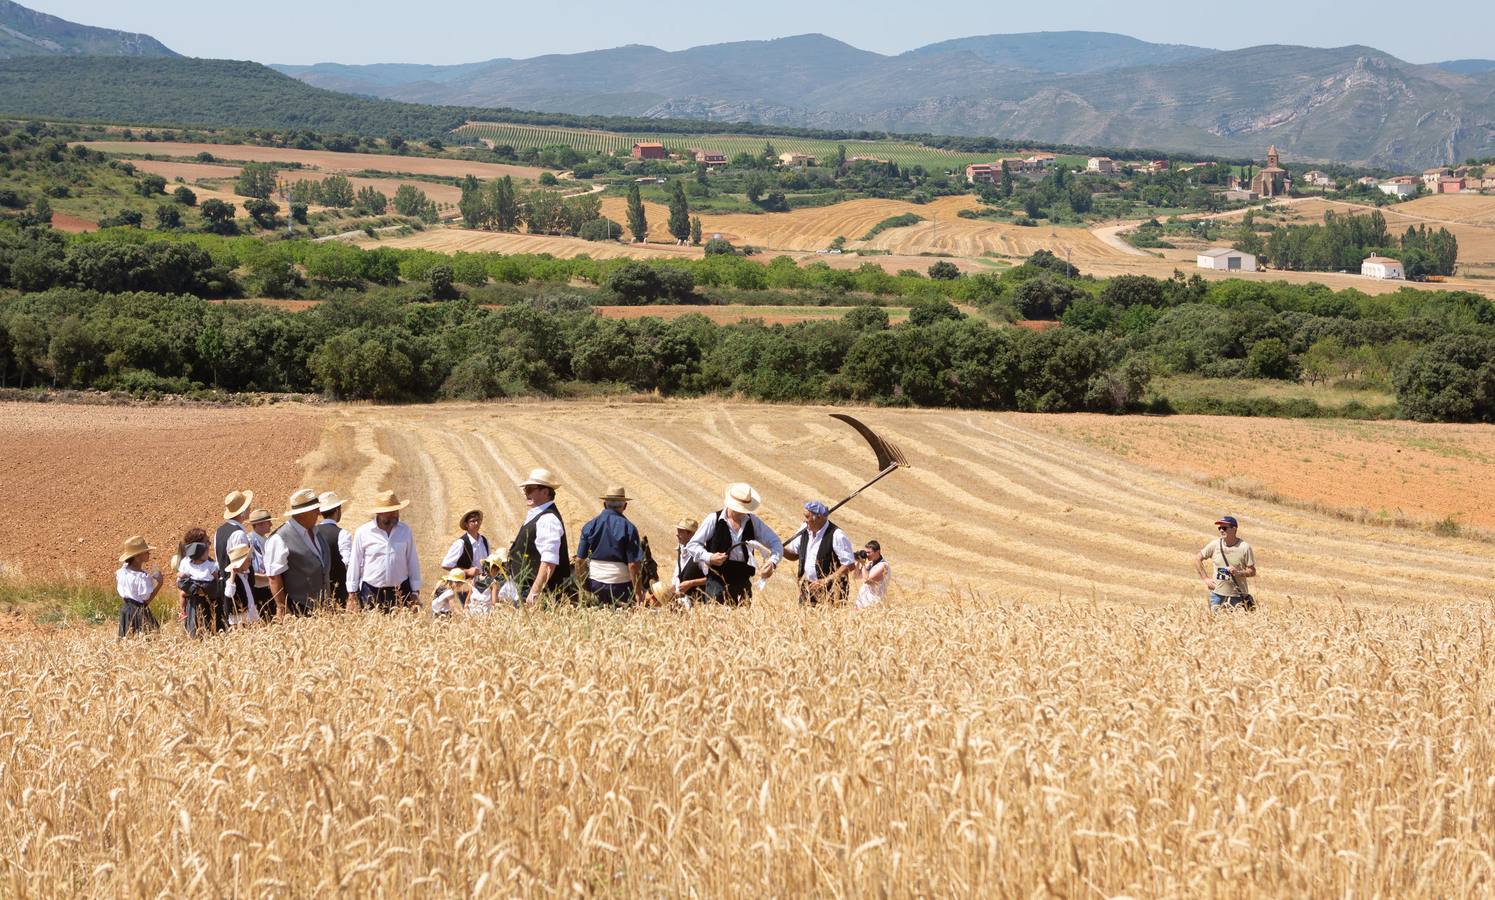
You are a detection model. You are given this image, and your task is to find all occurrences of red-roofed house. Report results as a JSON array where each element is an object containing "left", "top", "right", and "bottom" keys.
[
  {"left": 631, "top": 142, "right": 668, "bottom": 160},
  {"left": 689, "top": 148, "right": 727, "bottom": 168}
]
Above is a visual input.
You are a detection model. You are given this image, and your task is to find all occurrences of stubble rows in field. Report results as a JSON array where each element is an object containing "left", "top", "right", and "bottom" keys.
[{"left": 76, "top": 141, "right": 545, "bottom": 182}]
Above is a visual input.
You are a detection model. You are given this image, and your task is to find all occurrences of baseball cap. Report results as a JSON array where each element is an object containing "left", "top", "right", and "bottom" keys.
[{"left": 1214, "top": 516, "right": 1239, "bottom": 527}]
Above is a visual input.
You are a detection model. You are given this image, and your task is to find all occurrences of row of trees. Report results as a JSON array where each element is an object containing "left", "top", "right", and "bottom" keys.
[{"left": 1239, "top": 210, "right": 1459, "bottom": 277}]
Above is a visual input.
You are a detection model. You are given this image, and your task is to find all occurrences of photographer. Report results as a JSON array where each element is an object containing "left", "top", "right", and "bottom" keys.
[
  {"left": 1195, "top": 515, "right": 1257, "bottom": 611},
  {"left": 854, "top": 541, "right": 890, "bottom": 609}
]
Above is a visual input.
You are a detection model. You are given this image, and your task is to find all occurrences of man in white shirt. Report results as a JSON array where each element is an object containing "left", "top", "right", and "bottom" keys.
[
  {"left": 506, "top": 468, "right": 575, "bottom": 605},
  {"left": 346, "top": 490, "right": 422, "bottom": 612},
  {"left": 264, "top": 489, "right": 329, "bottom": 617},
  {"left": 782, "top": 499, "right": 856, "bottom": 605},
  {"left": 687, "top": 482, "right": 782, "bottom": 605}
]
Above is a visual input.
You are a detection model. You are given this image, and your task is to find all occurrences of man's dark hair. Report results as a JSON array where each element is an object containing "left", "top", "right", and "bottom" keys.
[{"left": 865, "top": 540, "right": 881, "bottom": 553}]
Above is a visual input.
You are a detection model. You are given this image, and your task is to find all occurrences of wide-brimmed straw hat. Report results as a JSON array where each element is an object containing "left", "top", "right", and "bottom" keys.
[
  {"left": 370, "top": 490, "right": 410, "bottom": 514},
  {"left": 118, "top": 535, "right": 155, "bottom": 563},
  {"left": 318, "top": 491, "right": 345, "bottom": 514},
  {"left": 284, "top": 489, "right": 321, "bottom": 517},
  {"left": 649, "top": 580, "right": 673, "bottom": 604},
  {"left": 442, "top": 569, "right": 472, "bottom": 587},
  {"left": 456, "top": 508, "right": 483, "bottom": 531},
  {"left": 675, "top": 516, "right": 699, "bottom": 533},
  {"left": 517, "top": 468, "right": 559, "bottom": 490},
  {"left": 226, "top": 543, "right": 253, "bottom": 569},
  {"left": 599, "top": 485, "right": 630, "bottom": 502},
  {"left": 246, "top": 509, "right": 272, "bottom": 525},
  {"left": 723, "top": 483, "right": 761, "bottom": 514},
  {"left": 223, "top": 490, "right": 254, "bottom": 520},
  {"left": 482, "top": 549, "right": 509, "bottom": 568}
]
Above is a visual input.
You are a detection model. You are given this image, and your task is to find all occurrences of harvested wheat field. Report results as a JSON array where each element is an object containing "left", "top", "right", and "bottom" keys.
[
  {"left": 0, "top": 401, "right": 324, "bottom": 579},
  {"left": 6, "top": 400, "right": 1495, "bottom": 897},
  {"left": 352, "top": 227, "right": 698, "bottom": 260},
  {"left": 77, "top": 141, "right": 544, "bottom": 182}
]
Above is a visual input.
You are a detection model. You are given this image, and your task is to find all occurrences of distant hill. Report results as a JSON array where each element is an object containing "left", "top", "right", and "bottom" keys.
[
  {"left": 1434, "top": 59, "right": 1495, "bottom": 75},
  {"left": 271, "top": 32, "right": 1495, "bottom": 167},
  {"left": 0, "top": 0, "right": 176, "bottom": 58}
]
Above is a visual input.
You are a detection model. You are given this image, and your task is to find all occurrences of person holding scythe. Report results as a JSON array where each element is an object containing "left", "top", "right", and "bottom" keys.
[
  {"left": 686, "top": 482, "right": 783, "bottom": 605},
  {"left": 782, "top": 499, "right": 856, "bottom": 605}
]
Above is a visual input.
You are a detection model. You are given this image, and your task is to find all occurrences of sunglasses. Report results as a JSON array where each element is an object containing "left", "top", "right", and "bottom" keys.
[{"left": 1218, "top": 525, "right": 1236, "bottom": 531}]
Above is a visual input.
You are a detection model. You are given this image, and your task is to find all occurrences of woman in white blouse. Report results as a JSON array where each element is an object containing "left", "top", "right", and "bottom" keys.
[
  {"left": 116, "top": 535, "right": 163, "bottom": 637},
  {"left": 175, "top": 527, "right": 222, "bottom": 637}
]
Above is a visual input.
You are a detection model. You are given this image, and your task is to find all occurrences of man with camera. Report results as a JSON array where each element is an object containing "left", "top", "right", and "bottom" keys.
[
  {"left": 783, "top": 499, "right": 856, "bottom": 605},
  {"left": 1195, "top": 515, "right": 1257, "bottom": 611},
  {"left": 854, "top": 540, "right": 890, "bottom": 609}
]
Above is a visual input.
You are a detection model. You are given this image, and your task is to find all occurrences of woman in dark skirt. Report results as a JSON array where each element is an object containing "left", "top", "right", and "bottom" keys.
[
  {"left": 175, "top": 527, "right": 223, "bottom": 637},
  {"left": 116, "top": 535, "right": 163, "bottom": 637}
]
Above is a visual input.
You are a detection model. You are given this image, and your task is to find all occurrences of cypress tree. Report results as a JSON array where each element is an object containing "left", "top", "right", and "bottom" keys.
[
  {"left": 626, "top": 182, "right": 648, "bottom": 243},
  {"left": 667, "top": 181, "right": 691, "bottom": 244}
]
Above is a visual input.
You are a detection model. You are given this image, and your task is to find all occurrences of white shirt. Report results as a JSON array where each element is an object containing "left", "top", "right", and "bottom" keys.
[
  {"left": 346, "top": 519, "right": 423, "bottom": 593},
  {"left": 687, "top": 510, "right": 783, "bottom": 570},
  {"left": 856, "top": 560, "right": 890, "bottom": 609},
  {"left": 327, "top": 523, "right": 352, "bottom": 566},
  {"left": 223, "top": 566, "right": 261, "bottom": 624},
  {"left": 116, "top": 565, "right": 159, "bottom": 603},
  {"left": 263, "top": 521, "right": 323, "bottom": 577},
  {"left": 801, "top": 522, "right": 855, "bottom": 580},
  {"left": 442, "top": 533, "right": 489, "bottom": 570},
  {"left": 523, "top": 502, "right": 564, "bottom": 566},
  {"left": 671, "top": 545, "right": 691, "bottom": 590},
  {"left": 177, "top": 557, "right": 219, "bottom": 581}
]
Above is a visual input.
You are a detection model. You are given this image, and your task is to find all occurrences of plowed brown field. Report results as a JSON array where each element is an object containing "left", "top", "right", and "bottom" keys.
[{"left": 77, "top": 141, "right": 544, "bottom": 182}]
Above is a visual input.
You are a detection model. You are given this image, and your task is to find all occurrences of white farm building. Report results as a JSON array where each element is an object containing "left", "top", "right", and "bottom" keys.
[
  {"left": 1361, "top": 255, "right": 1405, "bottom": 280},
  {"left": 1197, "top": 247, "right": 1257, "bottom": 272}
]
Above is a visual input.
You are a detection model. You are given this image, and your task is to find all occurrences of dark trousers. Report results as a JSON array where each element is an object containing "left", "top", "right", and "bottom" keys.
[
  {"left": 704, "top": 560, "right": 753, "bottom": 606},
  {"left": 251, "top": 584, "right": 274, "bottom": 621},
  {"left": 798, "top": 575, "right": 850, "bottom": 606},
  {"left": 359, "top": 580, "right": 413, "bottom": 612},
  {"left": 585, "top": 579, "right": 634, "bottom": 607}
]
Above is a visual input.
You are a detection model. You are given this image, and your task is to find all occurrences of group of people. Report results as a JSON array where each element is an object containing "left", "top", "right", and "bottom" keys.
[{"left": 114, "top": 469, "right": 893, "bottom": 638}]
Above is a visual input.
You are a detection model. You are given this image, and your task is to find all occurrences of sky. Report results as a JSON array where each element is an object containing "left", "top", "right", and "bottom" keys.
[{"left": 23, "top": 0, "right": 1489, "bottom": 66}]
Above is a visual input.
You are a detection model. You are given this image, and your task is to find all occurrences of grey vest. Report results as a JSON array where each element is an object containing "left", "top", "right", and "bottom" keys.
[{"left": 274, "top": 520, "right": 329, "bottom": 603}]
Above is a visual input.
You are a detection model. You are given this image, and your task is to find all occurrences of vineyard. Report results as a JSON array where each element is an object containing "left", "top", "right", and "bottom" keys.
[{"left": 452, "top": 122, "right": 1005, "bottom": 171}]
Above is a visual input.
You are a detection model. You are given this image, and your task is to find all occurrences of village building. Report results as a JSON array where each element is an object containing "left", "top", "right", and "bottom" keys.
[
  {"left": 1422, "top": 167, "right": 1452, "bottom": 189},
  {"left": 1197, "top": 247, "right": 1258, "bottom": 272},
  {"left": 1223, "top": 188, "right": 1259, "bottom": 202},
  {"left": 1302, "top": 170, "right": 1334, "bottom": 188},
  {"left": 1250, "top": 145, "right": 1289, "bottom": 198},
  {"left": 1024, "top": 154, "right": 1056, "bottom": 169},
  {"left": 1437, "top": 176, "right": 1466, "bottom": 194},
  {"left": 1142, "top": 160, "right": 1169, "bottom": 173},
  {"left": 688, "top": 148, "right": 727, "bottom": 168},
  {"left": 1356, "top": 176, "right": 1380, "bottom": 187},
  {"left": 1362, "top": 255, "right": 1406, "bottom": 280},
  {"left": 965, "top": 163, "right": 999, "bottom": 184},
  {"left": 630, "top": 142, "right": 668, "bottom": 161},
  {"left": 1379, "top": 177, "right": 1419, "bottom": 198},
  {"left": 1087, "top": 157, "right": 1117, "bottom": 175},
  {"left": 779, "top": 152, "right": 816, "bottom": 167}
]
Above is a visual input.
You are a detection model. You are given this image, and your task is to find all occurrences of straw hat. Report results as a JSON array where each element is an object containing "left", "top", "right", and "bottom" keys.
[
  {"left": 723, "top": 483, "right": 761, "bottom": 514},
  {"left": 442, "top": 569, "right": 472, "bottom": 588},
  {"left": 318, "top": 491, "right": 345, "bottom": 514},
  {"left": 118, "top": 535, "right": 155, "bottom": 563},
  {"left": 226, "top": 543, "right": 253, "bottom": 570},
  {"left": 370, "top": 490, "right": 410, "bottom": 513},
  {"left": 482, "top": 549, "right": 509, "bottom": 568},
  {"left": 648, "top": 580, "right": 673, "bottom": 604},
  {"left": 223, "top": 490, "right": 254, "bottom": 520},
  {"left": 517, "top": 468, "right": 559, "bottom": 489},
  {"left": 246, "top": 508, "right": 272, "bottom": 525},
  {"left": 675, "top": 516, "right": 699, "bottom": 533},
  {"left": 598, "top": 485, "right": 630, "bottom": 502},
  {"left": 456, "top": 508, "right": 483, "bottom": 531},
  {"left": 285, "top": 489, "right": 321, "bottom": 517}
]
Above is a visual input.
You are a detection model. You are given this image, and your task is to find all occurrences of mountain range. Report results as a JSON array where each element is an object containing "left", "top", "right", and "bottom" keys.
[
  {"left": 0, "top": 0, "right": 176, "bottom": 58},
  {"left": 1, "top": 0, "right": 1493, "bottom": 168}
]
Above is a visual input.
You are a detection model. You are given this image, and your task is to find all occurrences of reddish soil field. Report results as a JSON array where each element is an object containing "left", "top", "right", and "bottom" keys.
[
  {"left": 1018, "top": 414, "right": 1495, "bottom": 531},
  {"left": 0, "top": 402, "right": 326, "bottom": 580},
  {"left": 50, "top": 213, "right": 97, "bottom": 233}
]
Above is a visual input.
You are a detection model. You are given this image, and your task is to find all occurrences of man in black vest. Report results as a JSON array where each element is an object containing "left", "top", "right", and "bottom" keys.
[
  {"left": 668, "top": 515, "right": 709, "bottom": 606},
  {"left": 782, "top": 499, "right": 856, "bottom": 605},
  {"left": 215, "top": 489, "right": 253, "bottom": 571},
  {"left": 316, "top": 491, "right": 351, "bottom": 611},
  {"left": 686, "top": 483, "right": 783, "bottom": 606},
  {"left": 264, "top": 489, "right": 330, "bottom": 617},
  {"left": 509, "top": 468, "right": 574, "bottom": 605}
]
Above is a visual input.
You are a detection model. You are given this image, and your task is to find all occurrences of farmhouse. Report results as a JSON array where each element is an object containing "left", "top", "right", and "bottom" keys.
[
  {"left": 1422, "top": 167, "right": 1452, "bottom": 189},
  {"left": 1025, "top": 154, "right": 1056, "bottom": 169},
  {"left": 779, "top": 152, "right": 816, "bottom": 167},
  {"left": 1250, "top": 145, "right": 1289, "bottom": 198},
  {"left": 1356, "top": 176, "right": 1380, "bottom": 187},
  {"left": 1362, "top": 255, "right": 1406, "bottom": 280},
  {"left": 631, "top": 142, "right": 668, "bottom": 160},
  {"left": 1379, "top": 177, "right": 1418, "bottom": 198},
  {"left": 1087, "top": 157, "right": 1117, "bottom": 175},
  {"left": 966, "top": 163, "right": 999, "bottom": 184},
  {"left": 1197, "top": 247, "right": 1257, "bottom": 272},
  {"left": 1438, "top": 176, "right": 1466, "bottom": 194},
  {"left": 1302, "top": 170, "right": 1334, "bottom": 188},
  {"left": 689, "top": 148, "right": 727, "bottom": 168},
  {"left": 1223, "top": 189, "right": 1259, "bottom": 202},
  {"left": 1142, "top": 160, "right": 1169, "bottom": 173}
]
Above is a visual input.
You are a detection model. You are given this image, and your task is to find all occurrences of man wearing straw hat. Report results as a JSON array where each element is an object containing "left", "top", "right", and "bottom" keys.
[
  {"left": 346, "top": 490, "right": 423, "bottom": 612},
  {"left": 316, "top": 492, "right": 352, "bottom": 610},
  {"left": 782, "top": 499, "right": 856, "bottom": 606},
  {"left": 576, "top": 485, "right": 644, "bottom": 607},
  {"left": 507, "top": 468, "right": 574, "bottom": 605},
  {"left": 441, "top": 509, "right": 490, "bottom": 580},
  {"left": 264, "top": 489, "right": 330, "bottom": 617},
  {"left": 663, "top": 516, "right": 708, "bottom": 606},
  {"left": 214, "top": 489, "right": 253, "bottom": 573},
  {"left": 686, "top": 483, "right": 783, "bottom": 605}
]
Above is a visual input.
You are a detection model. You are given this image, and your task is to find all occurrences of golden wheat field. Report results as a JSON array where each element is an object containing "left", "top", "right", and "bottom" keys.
[{"left": 4, "top": 399, "right": 1495, "bottom": 896}]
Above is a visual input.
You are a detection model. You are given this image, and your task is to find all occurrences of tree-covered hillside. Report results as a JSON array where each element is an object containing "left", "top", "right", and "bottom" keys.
[{"left": 0, "top": 0, "right": 177, "bottom": 58}]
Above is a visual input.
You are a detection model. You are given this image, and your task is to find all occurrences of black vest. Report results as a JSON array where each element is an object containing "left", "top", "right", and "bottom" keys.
[
  {"left": 676, "top": 545, "right": 706, "bottom": 583},
  {"left": 509, "top": 506, "right": 572, "bottom": 596},
  {"left": 796, "top": 521, "right": 843, "bottom": 580},
  {"left": 214, "top": 520, "right": 242, "bottom": 567},
  {"left": 705, "top": 512, "right": 755, "bottom": 558},
  {"left": 316, "top": 520, "right": 347, "bottom": 590},
  {"left": 453, "top": 533, "right": 490, "bottom": 570}
]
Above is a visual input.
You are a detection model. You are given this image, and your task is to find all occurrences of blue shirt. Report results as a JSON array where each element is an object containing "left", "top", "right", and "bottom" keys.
[{"left": 576, "top": 508, "right": 643, "bottom": 564}]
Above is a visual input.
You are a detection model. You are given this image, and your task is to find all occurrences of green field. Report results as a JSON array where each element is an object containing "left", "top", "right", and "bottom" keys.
[{"left": 452, "top": 122, "right": 1010, "bottom": 171}]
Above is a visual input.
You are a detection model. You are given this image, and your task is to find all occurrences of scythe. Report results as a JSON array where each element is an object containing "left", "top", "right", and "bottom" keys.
[{"left": 779, "top": 413, "right": 911, "bottom": 549}]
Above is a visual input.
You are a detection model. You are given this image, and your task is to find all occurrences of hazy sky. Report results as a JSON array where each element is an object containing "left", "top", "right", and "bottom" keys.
[{"left": 25, "top": 0, "right": 1488, "bottom": 66}]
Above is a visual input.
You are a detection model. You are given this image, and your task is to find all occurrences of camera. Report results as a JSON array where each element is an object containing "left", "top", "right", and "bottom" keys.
[{"left": 854, "top": 549, "right": 870, "bottom": 561}]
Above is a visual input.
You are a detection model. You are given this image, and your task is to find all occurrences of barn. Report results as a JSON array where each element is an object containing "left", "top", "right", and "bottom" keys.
[{"left": 1196, "top": 247, "right": 1257, "bottom": 272}]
